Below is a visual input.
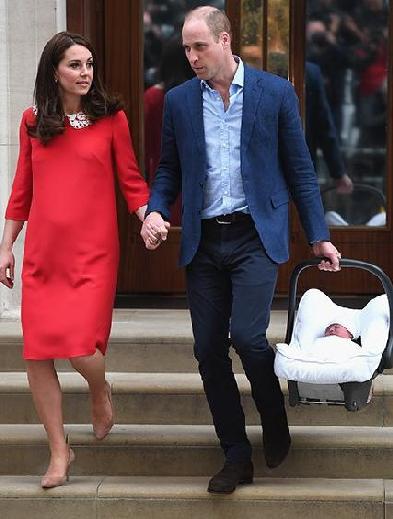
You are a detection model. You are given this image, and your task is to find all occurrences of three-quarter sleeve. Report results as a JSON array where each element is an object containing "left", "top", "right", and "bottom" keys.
[
  {"left": 111, "top": 110, "right": 149, "bottom": 213},
  {"left": 5, "top": 110, "right": 34, "bottom": 221}
]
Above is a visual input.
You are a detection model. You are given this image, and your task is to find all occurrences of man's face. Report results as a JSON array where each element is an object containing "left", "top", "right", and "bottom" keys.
[
  {"left": 324, "top": 323, "right": 353, "bottom": 339},
  {"left": 306, "top": 21, "right": 326, "bottom": 42},
  {"left": 182, "top": 19, "right": 227, "bottom": 81}
]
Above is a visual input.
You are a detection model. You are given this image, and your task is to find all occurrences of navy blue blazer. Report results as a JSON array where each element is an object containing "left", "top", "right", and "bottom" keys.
[{"left": 147, "top": 65, "right": 330, "bottom": 267}]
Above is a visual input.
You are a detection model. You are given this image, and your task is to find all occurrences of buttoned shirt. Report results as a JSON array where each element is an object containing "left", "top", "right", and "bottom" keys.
[{"left": 200, "top": 57, "right": 248, "bottom": 218}]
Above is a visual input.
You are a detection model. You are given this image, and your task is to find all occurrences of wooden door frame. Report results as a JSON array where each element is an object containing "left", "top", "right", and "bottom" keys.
[
  {"left": 66, "top": 0, "right": 105, "bottom": 65},
  {"left": 68, "top": 0, "right": 155, "bottom": 293},
  {"left": 67, "top": 0, "right": 393, "bottom": 296}
]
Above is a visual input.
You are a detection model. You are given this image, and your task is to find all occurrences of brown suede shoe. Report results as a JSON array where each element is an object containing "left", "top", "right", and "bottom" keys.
[{"left": 208, "top": 460, "right": 254, "bottom": 494}]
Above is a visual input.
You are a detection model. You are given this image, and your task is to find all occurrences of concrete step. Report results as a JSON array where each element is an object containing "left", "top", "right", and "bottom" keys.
[
  {"left": 1, "top": 424, "right": 393, "bottom": 479},
  {"left": 0, "top": 475, "right": 386, "bottom": 519},
  {"left": 0, "top": 310, "right": 286, "bottom": 372},
  {"left": 0, "top": 372, "right": 390, "bottom": 427}
]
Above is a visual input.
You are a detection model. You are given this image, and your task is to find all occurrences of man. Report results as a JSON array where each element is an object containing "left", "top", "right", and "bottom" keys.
[
  {"left": 305, "top": 61, "right": 353, "bottom": 194},
  {"left": 141, "top": 6, "right": 341, "bottom": 494}
]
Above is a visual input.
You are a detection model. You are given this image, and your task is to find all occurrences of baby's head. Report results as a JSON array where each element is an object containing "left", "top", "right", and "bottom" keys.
[{"left": 324, "top": 323, "right": 354, "bottom": 339}]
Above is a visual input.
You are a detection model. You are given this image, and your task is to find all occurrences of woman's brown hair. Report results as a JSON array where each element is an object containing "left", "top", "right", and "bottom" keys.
[{"left": 29, "top": 31, "right": 122, "bottom": 143}]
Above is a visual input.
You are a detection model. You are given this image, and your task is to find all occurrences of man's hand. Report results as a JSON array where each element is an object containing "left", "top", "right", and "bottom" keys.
[
  {"left": 335, "top": 174, "right": 353, "bottom": 194},
  {"left": 141, "top": 211, "right": 170, "bottom": 250},
  {"left": 312, "top": 241, "right": 341, "bottom": 272}
]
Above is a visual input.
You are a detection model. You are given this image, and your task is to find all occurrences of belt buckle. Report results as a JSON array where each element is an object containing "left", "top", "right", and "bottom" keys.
[{"left": 215, "top": 214, "right": 232, "bottom": 224}]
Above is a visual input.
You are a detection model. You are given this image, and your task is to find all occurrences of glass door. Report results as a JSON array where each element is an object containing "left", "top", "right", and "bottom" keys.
[{"left": 238, "top": 0, "right": 392, "bottom": 294}]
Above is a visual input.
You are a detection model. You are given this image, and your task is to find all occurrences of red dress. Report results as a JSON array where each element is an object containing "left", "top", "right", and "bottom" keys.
[{"left": 5, "top": 108, "right": 149, "bottom": 360}]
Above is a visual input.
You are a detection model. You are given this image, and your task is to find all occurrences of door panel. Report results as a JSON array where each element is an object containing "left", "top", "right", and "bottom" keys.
[
  {"left": 239, "top": 0, "right": 393, "bottom": 295},
  {"left": 300, "top": 0, "right": 392, "bottom": 294}
]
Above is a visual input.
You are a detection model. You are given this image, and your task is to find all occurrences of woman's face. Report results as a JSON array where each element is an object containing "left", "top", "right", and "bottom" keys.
[{"left": 55, "top": 44, "right": 93, "bottom": 102}]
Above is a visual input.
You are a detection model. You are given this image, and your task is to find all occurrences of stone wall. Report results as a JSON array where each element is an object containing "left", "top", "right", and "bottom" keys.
[{"left": 0, "top": 0, "right": 66, "bottom": 317}]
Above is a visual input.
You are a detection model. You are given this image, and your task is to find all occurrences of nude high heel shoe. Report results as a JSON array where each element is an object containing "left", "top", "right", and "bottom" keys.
[
  {"left": 41, "top": 435, "right": 75, "bottom": 489},
  {"left": 93, "top": 380, "right": 114, "bottom": 440}
]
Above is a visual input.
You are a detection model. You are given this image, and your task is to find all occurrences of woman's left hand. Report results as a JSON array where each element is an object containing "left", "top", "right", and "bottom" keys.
[{"left": 0, "top": 247, "right": 15, "bottom": 288}]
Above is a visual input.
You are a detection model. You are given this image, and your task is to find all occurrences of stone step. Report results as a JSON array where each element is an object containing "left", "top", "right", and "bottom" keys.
[
  {"left": 0, "top": 309, "right": 285, "bottom": 372},
  {"left": 1, "top": 424, "right": 393, "bottom": 479},
  {"left": 0, "top": 475, "right": 386, "bottom": 519},
  {"left": 0, "top": 372, "right": 390, "bottom": 427}
]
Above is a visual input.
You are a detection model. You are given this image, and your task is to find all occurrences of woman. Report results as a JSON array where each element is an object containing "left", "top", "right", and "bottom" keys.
[{"left": 0, "top": 32, "right": 155, "bottom": 488}]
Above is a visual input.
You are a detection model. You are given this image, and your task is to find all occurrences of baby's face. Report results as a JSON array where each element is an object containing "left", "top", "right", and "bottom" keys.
[{"left": 324, "top": 323, "right": 353, "bottom": 339}]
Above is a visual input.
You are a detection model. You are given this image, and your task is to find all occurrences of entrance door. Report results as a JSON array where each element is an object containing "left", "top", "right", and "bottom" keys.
[{"left": 67, "top": 0, "right": 393, "bottom": 296}]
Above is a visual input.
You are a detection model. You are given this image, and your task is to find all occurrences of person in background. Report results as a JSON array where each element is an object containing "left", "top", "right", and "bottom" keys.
[
  {"left": 144, "top": 36, "right": 194, "bottom": 225},
  {"left": 305, "top": 61, "right": 353, "bottom": 193},
  {"left": 267, "top": 51, "right": 353, "bottom": 194}
]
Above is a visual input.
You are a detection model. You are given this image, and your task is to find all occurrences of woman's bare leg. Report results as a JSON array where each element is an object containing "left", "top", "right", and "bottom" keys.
[
  {"left": 26, "top": 360, "right": 72, "bottom": 484},
  {"left": 70, "top": 350, "right": 113, "bottom": 439}
]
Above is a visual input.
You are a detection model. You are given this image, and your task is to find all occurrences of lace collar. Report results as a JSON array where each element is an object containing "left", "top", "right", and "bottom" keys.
[
  {"left": 32, "top": 106, "right": 91, "bottom": 129},
  {"left": 65, "top": 112, "right": 91, "bottom": 129}
]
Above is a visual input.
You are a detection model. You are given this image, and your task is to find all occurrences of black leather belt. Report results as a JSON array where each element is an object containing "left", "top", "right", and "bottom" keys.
[{"left": 204, "top": 212, "right": 251, "bottom": 225}]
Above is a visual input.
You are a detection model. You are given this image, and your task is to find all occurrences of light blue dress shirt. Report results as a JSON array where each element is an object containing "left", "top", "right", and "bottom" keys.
[{"left": 201, "top": 57, "right": 248, "bottom": 219}]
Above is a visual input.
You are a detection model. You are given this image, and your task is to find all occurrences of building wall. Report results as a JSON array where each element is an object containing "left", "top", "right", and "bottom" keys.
[{"left": 0, "top": 0, "right": 66, "bottom": 317}]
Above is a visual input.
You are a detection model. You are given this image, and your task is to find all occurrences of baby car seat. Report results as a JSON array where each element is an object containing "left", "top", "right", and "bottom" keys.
[{"left": 282, "top": 258, "right": 393, "bottom": 411}]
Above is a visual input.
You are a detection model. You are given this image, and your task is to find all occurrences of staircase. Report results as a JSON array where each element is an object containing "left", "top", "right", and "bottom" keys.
[{"left": 0, "top": 309, "right": 392, "bottom": 518}]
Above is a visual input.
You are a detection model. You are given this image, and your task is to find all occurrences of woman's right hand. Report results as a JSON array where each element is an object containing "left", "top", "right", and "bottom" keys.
[{"left": 0, "top": 247, "right": 15, "bottom": 288}]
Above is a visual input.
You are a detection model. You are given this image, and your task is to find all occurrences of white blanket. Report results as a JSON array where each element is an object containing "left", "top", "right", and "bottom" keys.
[{"left": 274, "top": 289, "right": 390, "bottom": 383}]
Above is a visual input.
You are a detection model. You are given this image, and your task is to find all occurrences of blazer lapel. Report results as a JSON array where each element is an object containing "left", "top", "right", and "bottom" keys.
[
  {"left": 241, "top": 66, "right": 264, "bottom": 150},
  {"left": 186, "top": 79, "right": 205, "bottom": 154}
]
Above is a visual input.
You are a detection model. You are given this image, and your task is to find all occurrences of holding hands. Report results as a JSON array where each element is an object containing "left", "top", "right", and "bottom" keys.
[{"left": 141, "top": 211, "right": 171, "bottom": 250}]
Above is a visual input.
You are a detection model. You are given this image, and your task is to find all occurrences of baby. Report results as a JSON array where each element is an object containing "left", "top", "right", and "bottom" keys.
[
  {"left": 324, "top": 321, "right": 372, "bottom": 403},
  {"left": 324, "top": 323, "right": 354, "bottom": 340}
]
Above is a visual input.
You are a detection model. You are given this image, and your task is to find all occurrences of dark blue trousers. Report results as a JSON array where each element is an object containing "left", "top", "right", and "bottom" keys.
[{"left": 186, "top": 216, "right": 289, "bottom": 463}]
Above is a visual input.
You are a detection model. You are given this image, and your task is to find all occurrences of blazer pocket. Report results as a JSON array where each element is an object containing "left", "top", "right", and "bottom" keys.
[{"left": 271, "top": 189, "right": 290, "bottom": 208}]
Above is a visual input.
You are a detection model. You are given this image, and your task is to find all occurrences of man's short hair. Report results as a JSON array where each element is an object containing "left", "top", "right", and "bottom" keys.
[{"left": 184, "top": 6, "right": 232, "bottom": 42}]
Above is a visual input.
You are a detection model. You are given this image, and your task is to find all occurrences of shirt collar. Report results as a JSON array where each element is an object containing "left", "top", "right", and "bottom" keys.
[
  {"left": 201, "top": 56, "right": 244, "bottom": 91},
  {"left": 232, "top": 56, "right": 244, "bottom": 87}
]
